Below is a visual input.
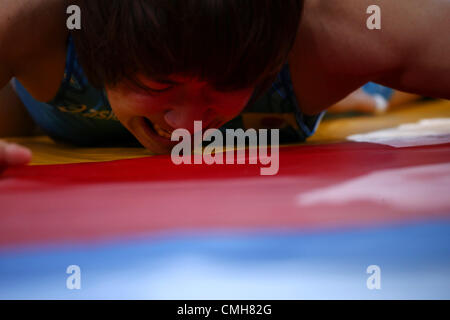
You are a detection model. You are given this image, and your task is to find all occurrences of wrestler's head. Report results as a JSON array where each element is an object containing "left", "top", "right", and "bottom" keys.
[{"left": 70, "top": 0, "right": 303, "bottom": 153}]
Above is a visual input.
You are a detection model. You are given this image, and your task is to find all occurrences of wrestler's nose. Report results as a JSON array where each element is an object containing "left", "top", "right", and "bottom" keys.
[{"left": 164, "top": 105, "right": 218, "bottom": 133}]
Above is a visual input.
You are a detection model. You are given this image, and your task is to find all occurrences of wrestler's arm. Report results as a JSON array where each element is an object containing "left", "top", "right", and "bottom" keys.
[
  {"left": 0, "top": 0, "right": 39, "bottom": 168},
  {"left": 375, "top": 0, "right": 450, "bottom": 98},
  {"left": 328, "top": 89, "right": 420, "bottom": 114},
  {"left": 0, "top": 82, "right": 36, "bottom": 137},
  {"left": 289, "top": 0, "right": 449, "bottom": 115},
  {"left": 0, "top": 0, "right": 50, "bottom": 138},
  {"left": 0, "top": 83, "right": 34, "bottom": 170}
]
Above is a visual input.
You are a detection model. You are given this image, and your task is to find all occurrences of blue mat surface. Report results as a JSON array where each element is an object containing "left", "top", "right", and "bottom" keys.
[{"left": 1, "top": 220, "right": 449, "bottom": 299}]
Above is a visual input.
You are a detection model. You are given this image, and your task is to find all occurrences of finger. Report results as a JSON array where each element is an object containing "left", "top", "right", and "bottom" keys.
[
  {"left": 0, "top": 142, "right": 32, "bottom": 166},
  {"left": 0, "top": 140, "right": 7, "bottom": 168}
]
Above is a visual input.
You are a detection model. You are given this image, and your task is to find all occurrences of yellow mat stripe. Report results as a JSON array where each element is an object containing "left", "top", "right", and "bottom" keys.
[{"left": 5, "top": 100, "right": 449, "bottom": 165}]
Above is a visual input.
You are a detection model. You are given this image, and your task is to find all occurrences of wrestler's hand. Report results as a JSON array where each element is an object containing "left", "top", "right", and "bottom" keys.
[
  {"left": 0, "top": 140, "right": 32, "bottom": 174},
  {"left": 328, "top": 89, "right": 389, "bottom": 114}
]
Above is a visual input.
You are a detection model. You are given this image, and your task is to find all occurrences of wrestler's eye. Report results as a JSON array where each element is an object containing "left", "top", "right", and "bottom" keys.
[
  {"left": 134, "top": 83, "right": 174, "bottom": 95},
  {"left": 145, "top": 85, "right": 173, "bottom": 93}
]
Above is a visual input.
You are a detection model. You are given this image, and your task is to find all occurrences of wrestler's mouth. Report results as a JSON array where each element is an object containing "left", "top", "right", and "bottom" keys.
[
  {"left": 141, "top": 117, "right": 175, "bottom": 141},
  {"left": 141, "top": 117, "right": 223, "bottom": 140},
  {"left": 134, "top": 117, "right": 178, "bottom": 154},
  {"left": 138, "top": 116, "right": 227, "bottom": 150},
  {"left": 143, "top": 118, "right": 174, "bottom": 139}
]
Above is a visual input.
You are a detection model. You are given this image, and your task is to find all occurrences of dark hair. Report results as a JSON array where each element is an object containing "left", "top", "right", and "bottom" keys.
[{"left": 70, "top": 0, "right": 303, "bottom": 92}]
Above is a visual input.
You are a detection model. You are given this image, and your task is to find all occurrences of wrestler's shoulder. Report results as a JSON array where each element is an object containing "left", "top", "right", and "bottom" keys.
[
  {"left": 0, "top": 0, "right": 67, "bottom": 74},
  {"left": 0, "top": 0, "right": 68, "bottom": 100}
]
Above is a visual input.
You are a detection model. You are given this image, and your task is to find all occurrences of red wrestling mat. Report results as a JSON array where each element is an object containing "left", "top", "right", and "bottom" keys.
[{"left": 1, "top": 142, "right": 450, "bottom": 246}]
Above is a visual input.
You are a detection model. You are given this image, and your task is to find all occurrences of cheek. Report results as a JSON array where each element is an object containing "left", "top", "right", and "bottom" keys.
[
  {"left": 216, "top": 91, "right": 254, "bottom": 117},
  {"left": 105, "top": 91, "right": 129, "bottom": 119}
]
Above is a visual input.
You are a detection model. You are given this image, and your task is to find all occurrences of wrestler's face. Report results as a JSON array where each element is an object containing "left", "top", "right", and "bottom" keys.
[{"left": 106, "top": 75, "right": 254, "bottom": 154}]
